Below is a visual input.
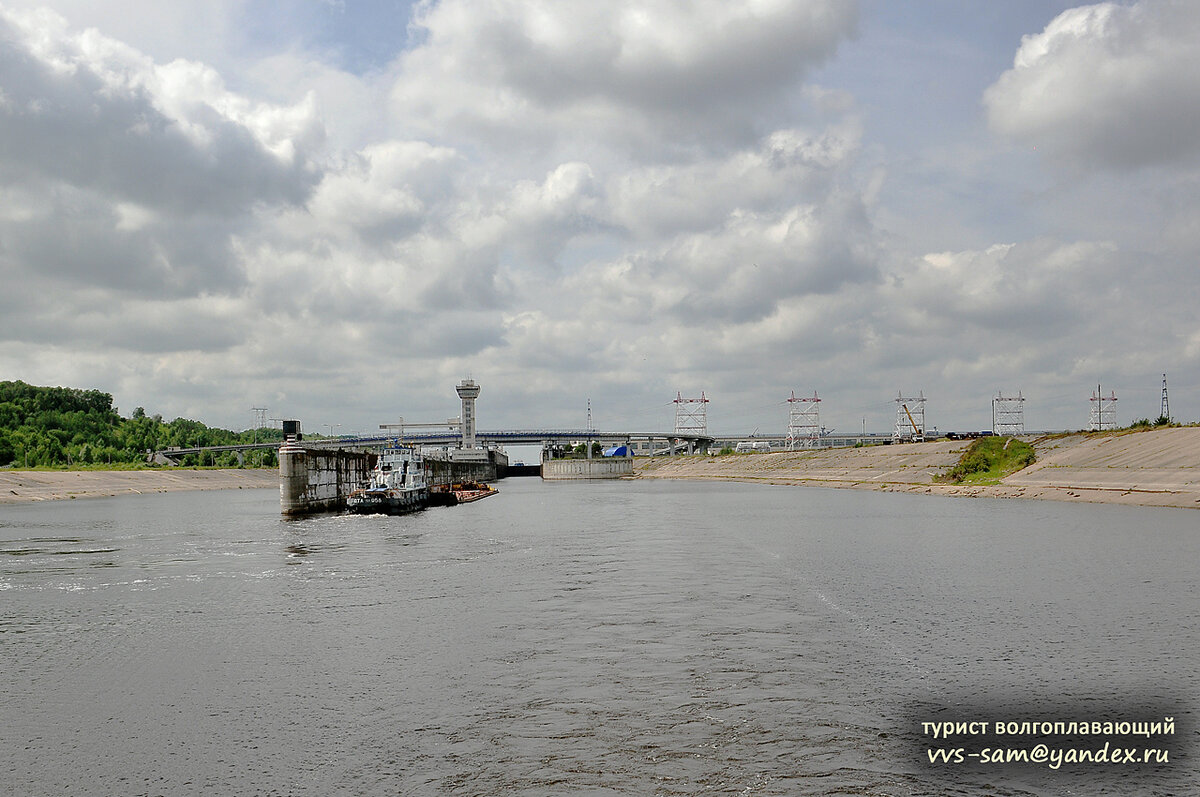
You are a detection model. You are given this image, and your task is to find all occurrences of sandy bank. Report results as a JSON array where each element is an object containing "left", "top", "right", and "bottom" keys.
[
  {"left": 0, "top": 468, "right": 278, "bottom": 504},
  {"left": 634, "top": 427, "right": 1200, "bottom": 510}
]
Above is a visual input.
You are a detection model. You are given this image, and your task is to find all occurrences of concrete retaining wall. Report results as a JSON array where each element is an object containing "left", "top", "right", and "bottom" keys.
[
  {"left": 279, "top": 444, "right": 375, "bottom": 516},
  {"left": 424, "top": 449, "right": 509, "bottom": 486},
  {"left": 542, "top": 458, "right": 633, "bottom": 480},
  {"left": 426, "top": 457, "right": 494, "bottom": 486}
]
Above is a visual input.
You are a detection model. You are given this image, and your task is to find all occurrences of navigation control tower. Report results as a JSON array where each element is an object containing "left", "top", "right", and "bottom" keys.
[{"left": 456, "top": 378, "right": 481, "bottom": 449}]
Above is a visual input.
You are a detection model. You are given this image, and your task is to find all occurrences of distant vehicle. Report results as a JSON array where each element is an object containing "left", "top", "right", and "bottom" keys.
[{"left": 735, "top": 441, "right": 772, "bottom": 453}]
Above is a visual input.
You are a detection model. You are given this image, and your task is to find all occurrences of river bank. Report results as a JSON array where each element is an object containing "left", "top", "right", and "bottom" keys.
[
  {"left": 5, "top": 427, "right": 1199, "bottom": 510},
  {"left": 0, "top": 468, "right": 278, "bottom": 504},
  {"left": 634, "top": 427, "right": 1200, "bottom": 510}
]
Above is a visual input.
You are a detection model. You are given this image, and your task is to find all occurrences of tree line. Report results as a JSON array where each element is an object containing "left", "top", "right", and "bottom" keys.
[{"left": 0, "top": 381, "right": 283, "bottom": 468}]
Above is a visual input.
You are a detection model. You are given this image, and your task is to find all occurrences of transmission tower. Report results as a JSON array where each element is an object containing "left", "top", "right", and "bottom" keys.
[
  {"left": 893, "top": 391, "right": 926, "bottom": 442},
  {"left": 992, "top": 391, "right": 1025, "bottom": 436},
  {"left": 673, "top": 392, "right": 709, "bottom": 436},
  {"left": 786, "top": 391, "right": 821, "bottom": 449},
  {"left": 1161, "top": 374, "right": 1170, "bottom": 421},
  {"left": 250, "top": 407, "right": 268, "bottom": 442},
  {"left": 1088, "top": 385, "right": 1118, "bottom": 431}
]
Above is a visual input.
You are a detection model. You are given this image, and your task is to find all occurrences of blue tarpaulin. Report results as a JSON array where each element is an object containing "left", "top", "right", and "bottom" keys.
[{"left": 602, "top": 445, "right": 630, "bottom": 457}]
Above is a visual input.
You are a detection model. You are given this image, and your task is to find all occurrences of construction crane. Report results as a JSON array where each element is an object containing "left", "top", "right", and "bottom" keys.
[{"left": 901, "top": 403, "right": 924, "bottom": 442}]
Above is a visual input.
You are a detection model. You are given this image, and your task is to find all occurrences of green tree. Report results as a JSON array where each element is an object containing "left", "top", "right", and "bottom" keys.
[{"left": 0, "top": 380, "right": 278, "bottom": 468}]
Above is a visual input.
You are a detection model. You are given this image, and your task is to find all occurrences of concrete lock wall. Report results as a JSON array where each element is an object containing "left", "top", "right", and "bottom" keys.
[
  {"left": 425, "top": 457, "right": 493, "bottom": 486},
  {"left": 424, "top": 449, "right": 508, "bottom": 486},
  {"left": 280, "top": 445, "right": 509, "bottom": 515},
  {"left": 279, "top": 444, "right": 375, "bottom": 516},
  {"left": 541, "top": 458, "right": 633, "bottom": 480}
]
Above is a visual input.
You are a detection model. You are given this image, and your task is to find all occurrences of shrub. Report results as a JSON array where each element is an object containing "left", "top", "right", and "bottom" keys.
[{"left": 938, "top": 436, "right": 1036, "bottom": 485}]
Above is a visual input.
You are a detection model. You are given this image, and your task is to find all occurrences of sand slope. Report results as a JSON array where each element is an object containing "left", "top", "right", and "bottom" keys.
[
  {"left": 0, "top": 469, "right": 278, "bottom": 504},
  {"left": 998, "top": 427, "right": 1200, "bottom": 508},
  {"left": 635, "top": 439, "right": 968, "bottom": 487},
  {"left": 634, "top": 428, "right": 1200, "bottom": 509}
]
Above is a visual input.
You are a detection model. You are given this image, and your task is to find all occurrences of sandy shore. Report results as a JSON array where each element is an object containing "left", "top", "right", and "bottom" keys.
[
  {"left": 0, "top": 468, "right": 278, "bottom": 504},
  {"left": 634, "top": 427, "right": 1200, "bottom": 510}
]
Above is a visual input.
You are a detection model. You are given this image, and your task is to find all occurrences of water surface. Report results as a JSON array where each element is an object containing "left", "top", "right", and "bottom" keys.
[{"left": 1, "top": 480, "right": 1194, "bottom": 795}]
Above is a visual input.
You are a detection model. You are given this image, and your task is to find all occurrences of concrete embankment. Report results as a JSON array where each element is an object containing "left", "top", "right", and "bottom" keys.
[
  {"left": 634, "top": 427, "right": 1200, "bottom": 510},
  {"left": 0, "top": 468, "right": 278, "bottom": 504}
]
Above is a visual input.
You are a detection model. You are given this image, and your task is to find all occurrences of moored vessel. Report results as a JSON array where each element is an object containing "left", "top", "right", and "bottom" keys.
[{"left": 346, "top": 443, "right": 429, "bottom": 515}]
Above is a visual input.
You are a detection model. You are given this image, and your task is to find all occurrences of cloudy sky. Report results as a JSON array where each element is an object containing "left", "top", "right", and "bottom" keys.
[{"left": 2, "top": 0, "right": 1199, "bottom": 438}]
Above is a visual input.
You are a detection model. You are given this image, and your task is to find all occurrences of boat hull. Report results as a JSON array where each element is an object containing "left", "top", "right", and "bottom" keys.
[{"left": 346, "top": 487, "right": 429, "bottom": 515}]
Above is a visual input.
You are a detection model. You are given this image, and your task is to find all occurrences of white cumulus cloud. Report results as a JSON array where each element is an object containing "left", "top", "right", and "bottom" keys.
[{"left": 984, "top": 1, "right": 1200, "bottom": 170}]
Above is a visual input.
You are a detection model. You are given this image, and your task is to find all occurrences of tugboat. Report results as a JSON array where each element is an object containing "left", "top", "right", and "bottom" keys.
[{"left": 346, "top": 443, "right": 429, "bottom": 515}]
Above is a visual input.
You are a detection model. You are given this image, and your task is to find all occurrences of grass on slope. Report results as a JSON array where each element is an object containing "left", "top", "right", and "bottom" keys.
[{"left": 936, "top": 436, "right": 1036, "bottom": 485}]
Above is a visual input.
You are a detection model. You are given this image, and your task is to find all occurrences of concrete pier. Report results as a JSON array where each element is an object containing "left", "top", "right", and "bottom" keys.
[
  {"left": 279, "top": 442, "right": 375, "bottom": 516},
  {"left": 424, "top": 448, "right": 509, "bottom": 486},
  {"left": 541, "top": 455, "right": 633, "bottom": 480}
]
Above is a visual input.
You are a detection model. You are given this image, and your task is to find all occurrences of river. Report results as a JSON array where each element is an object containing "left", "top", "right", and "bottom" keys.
[{"left": 1, "top": 479, "right": 1194, "bottom": 796}]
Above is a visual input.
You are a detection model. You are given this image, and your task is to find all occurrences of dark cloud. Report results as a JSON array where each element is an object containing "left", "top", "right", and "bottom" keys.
[
  {"left": 395, "top": 0, "right": 860, "bottom": 156},
  {"left": 0, "top": 180, "right": 246, "bottom": 294},
  {"left": 0, "top": 18, "right": 317, "bottom": 215},
  {"left": 0, "top": 7, "right": 322, "bottom": 323},
  {"left": 0, "top": 278, "right": 247, "bottom": 353},
  {"left": 479, "top": 2, "right": 856, "bottom": 111}
]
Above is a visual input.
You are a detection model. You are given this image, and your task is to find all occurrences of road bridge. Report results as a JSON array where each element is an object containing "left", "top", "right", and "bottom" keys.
[
  {"left": 148, "top": 442, "right": 279, "bottom": 465},
  {"left": 150, "top": 429, "right": 715, "bottom": 464},
  {"left": 341, "top": 429, "right": 714, "bottom": 449}
]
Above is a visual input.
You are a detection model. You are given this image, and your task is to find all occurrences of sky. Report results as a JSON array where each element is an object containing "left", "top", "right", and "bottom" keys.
[{"left": 2, "top": 0, "right": 1199, "bottom": 438}]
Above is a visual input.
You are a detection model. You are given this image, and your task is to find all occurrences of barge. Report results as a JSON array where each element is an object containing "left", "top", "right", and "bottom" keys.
[{"left": 428, "top": 481, "right": 498, "bottom": 506}]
